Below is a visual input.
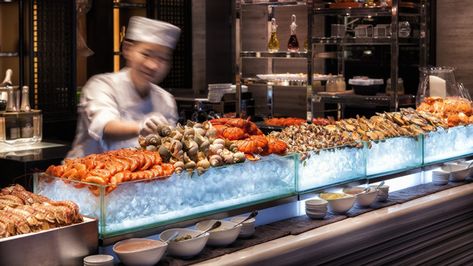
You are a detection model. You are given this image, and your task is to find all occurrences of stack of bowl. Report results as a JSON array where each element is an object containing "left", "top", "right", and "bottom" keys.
[
  {"left": 305, "top": 199, "right": 328, "bottom": 219},
  {"left": 432, "top": 170, "right": 450, "bottom": 185}
]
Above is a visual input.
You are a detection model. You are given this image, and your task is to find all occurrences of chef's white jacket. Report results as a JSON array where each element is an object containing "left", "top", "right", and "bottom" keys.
[{"left": 67, "top": 68, "right": 178, "bottom": 158}]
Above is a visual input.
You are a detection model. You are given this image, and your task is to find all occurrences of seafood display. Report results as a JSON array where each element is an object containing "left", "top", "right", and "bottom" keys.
[
  {"left": 272, "top": 108, "right": 448, "bottom": 154},
  {"left": 0, "top": 184, "right": 83, "bottom": 238},
  {"left": 264, "top": 117, "right": 306, "bottom": 127},
  {"left": 45, "top": 149, "right": 174, "bottom": 194},
  {"left": 417, "top": 96, "right": 473, "bottom": 127},
  {"left": 210, "top": 118, "right": 288, "bottom": 155},
  {"left": 37, "top": 154, "right": 297, "bottom": 236},
  {"left": 271, "top": 123, "right": 360, "bottom": 154},
  {"left": 138, "top": 121, "right": 246, "bottom": 175}
]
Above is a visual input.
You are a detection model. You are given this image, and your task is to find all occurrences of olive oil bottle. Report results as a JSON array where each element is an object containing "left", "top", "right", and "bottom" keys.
[
  {"left": 287, "top": 14, "right": 299, "bottom": 52},
  {"left": 267, "top": 18, "right": 280, "bottom": 53}
]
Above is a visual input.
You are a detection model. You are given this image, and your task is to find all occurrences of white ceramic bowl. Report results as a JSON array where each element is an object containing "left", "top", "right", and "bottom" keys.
[
  {"left": 443, "top": 163, "right": 470, "bottom": 181},
  {"left": 230, "top": 216, "right": 256, "bottom": 238},
  {"left": 113, "top": 238, "right": 167, "bottom": 266},
  {"left": 320, "top": 193, "right": 355, "bottom": 214},
  {"left": 343, "top": 187, "right": 378, "bottom": 208},
  {"left": 457, "top": 162, "right": 473, "bottom": 180},
  {"left": 83, "top": 255, "right": 114, "bottom": 266},
  {"left": 159, "top": 228, "right": 209, "bottom": 258},
  {"left": 195, "top": 220, "right": 242, "bottom": 246},
  {"left": 369, "top": 185, "right": 390, "bottom": 202},
  {"left": 432, "top": 170, "right": 450, "bottom": 185}
]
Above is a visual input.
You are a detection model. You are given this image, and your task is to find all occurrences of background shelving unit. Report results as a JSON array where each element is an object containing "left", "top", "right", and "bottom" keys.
[
  {"left": 0, "top": 0, "right": 77, "bottom": 141},
  {"left": 235, "top": 0, "right": 430, "bottom": 121},
  {"left": 311, "top": 0, "right": 429, "bottom": 119},
  {"left": 235, "top": 1, "right": 311, "bottom": 117},
  {"left": 0, "top": 0, "right": 25, "bottom": 87}
]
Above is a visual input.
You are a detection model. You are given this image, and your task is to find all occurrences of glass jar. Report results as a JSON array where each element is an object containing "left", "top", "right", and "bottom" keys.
[
  {"left": 399, "top": 21, "right": 411, "bottom": 38},
  {"left": 335, "top": 75, "right": 346, "bottom": 92},
  {"left": 417, "top": 66, "right": 462, "bottom": 106},
  {"left": 386, "top": 78, "right": 405, "bottom": 96},
  {"left": 326, "top": 76, "right": 338, "bottom": 92}
]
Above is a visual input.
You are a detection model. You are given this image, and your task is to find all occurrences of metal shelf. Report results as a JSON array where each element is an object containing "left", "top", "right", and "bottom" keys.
[
  {"left": 242, "top": 77, "right": 306, "bottom": 87},
  {"left": 240, "top": 51, "right": 308, "bottom": 59},
  {"left": 313, "top": 7, "right": 392, "bottom": 17},
  {"left": 0, "top": 52, "right": 19, "bottom": 57},
  {"left": 113, "top": 2, "right": 146, "bottom": 8},
  {"left": 240, "top": 0, "right": 302, "bottom": 6},
  {"left": 314, "top": 93, "right": 416, "bottom": 108},
  {"left": 312, "top": 37, "right": 420, "bottom": 46}
]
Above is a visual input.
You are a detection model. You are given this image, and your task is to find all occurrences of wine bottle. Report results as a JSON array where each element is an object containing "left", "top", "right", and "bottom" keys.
[
  {"left": 267, "top": 18, "right": 280, "bottom": 53},
  {"left": 287, "top": 14, "right": 299, "bottom": 52}
]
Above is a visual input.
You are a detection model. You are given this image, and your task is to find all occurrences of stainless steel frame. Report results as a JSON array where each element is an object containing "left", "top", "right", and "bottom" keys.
[{"left": 0, "top": 217, "right": 98, "bottom": 266}]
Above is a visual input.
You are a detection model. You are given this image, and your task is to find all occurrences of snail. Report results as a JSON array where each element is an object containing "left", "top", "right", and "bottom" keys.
[
  {"left": 145, "top": 134, "right": 161, "bottom": 146},
  {"left": 196, "top": 158, "right": 210, "bottom": 175},
  {"left": 173, "top": 161, "right": 185, "bottom": 174},
  {"left": 209, "top": 154, "right": 223, "bottom": 167},
  {"left": 233, "top": 152, "right": 246, "bottom": 163},
  {"left": 154, "top": 125, "right": 171, "bottom": 137},
  {"left": 138, "top": 136, "right": 147, "bottom": 148}
]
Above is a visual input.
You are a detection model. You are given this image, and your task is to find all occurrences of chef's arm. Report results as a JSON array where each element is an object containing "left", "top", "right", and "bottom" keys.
[{"left": 103, "top": 120, "right": 140, "bottom": 141}]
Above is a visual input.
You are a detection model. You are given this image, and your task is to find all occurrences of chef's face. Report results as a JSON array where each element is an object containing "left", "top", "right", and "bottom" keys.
[{"left": 124, "top": 41, "right": 173, "bottom": 85}]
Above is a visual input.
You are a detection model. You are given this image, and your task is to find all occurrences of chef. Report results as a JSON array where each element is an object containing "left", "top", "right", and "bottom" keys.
[{"left": 67, "top": 16, "right": 181, "bottom": 158}]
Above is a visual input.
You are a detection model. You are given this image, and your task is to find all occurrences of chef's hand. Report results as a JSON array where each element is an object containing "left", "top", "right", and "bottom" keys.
[{"left": 139, "top": 113, "right": 167, "bottom": 136}]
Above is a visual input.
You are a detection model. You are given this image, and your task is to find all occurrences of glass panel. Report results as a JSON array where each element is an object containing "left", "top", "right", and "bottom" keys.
[
  {"left": 297, "top": 145, "right": 366, "bottom": 192},
  {"left": 423, "top": 125, "right": 473, "bottom": 164},
  {"left": 0, "top": 110, "right": 42, "bottom": 145},
  {"left": 366, "top": 135, "right": 423, "bottom": 176},
  {"left": 35, "top": 154, "right": 296, "bottom": 237},
  {"left": 34, "top": 173, "right": 104, "bottom": 227}
]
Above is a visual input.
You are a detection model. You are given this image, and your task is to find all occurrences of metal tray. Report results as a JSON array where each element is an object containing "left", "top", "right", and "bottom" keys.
[{"left": 0, "top": 217, "right": 98, "bottom": 266}]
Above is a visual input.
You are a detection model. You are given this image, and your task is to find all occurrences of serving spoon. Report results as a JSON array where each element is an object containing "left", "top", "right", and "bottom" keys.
[
  {"left": 194, "top": 221, "right": 222, "bottom": 239},
  {"left": 233, "top": 210, "right": 258, "bottom": 228},
  {"left": 164, "top": 231, "right": 180, "bottom": 243},
  {"left": 375, "top": 181, "right": 385, "bottom": 191}
]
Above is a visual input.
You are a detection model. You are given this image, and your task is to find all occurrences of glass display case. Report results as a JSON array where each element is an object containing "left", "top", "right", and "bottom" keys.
[
  {"left": 35, "top": 154, "right": 297, "bottom": 237},
  {"left": 33, "top": 124, "right": 473, "bottom": 239},
  {"left": 366, "top": 135, "right": 423, "bottom": 176},
  {"left": 0, "top": 110, "right": 42, "bottom": 145},
  {"left": 297, "top": 144, "right": 366, "bottom": 192},
  {"left": 423, "top": 125, "right": 473, "bottom": 164}
]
